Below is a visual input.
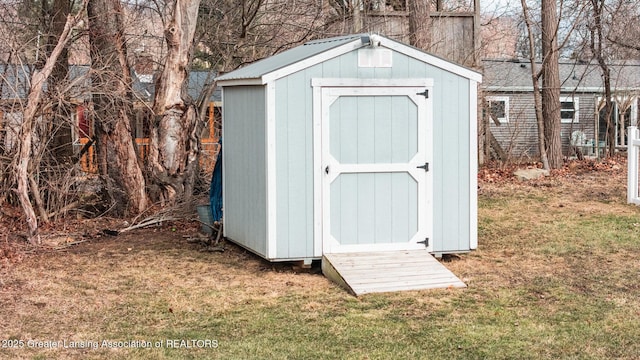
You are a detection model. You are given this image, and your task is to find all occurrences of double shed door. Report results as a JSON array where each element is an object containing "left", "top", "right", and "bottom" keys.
[{"left": 319, "top": 80, "right": 433, "bottom": 254}]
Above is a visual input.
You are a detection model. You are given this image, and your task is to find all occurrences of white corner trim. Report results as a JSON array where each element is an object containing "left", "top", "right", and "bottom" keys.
[
  {"left": 266, "top": 82, "right": 277, "bottom": 259},
  {"left": 469, "top": 81, "right": 479, "bottom": 250},
  {"left": 312, "top": 84, "right": 323, "bottom": 258},
  {"left": 221, "top": 90, "right": 227, "bottom": 238}
]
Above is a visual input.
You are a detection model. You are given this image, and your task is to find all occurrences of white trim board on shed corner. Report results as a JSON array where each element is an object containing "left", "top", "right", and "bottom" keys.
[{"left": 322, "top": 250, "right": 466, "bottom": 296}]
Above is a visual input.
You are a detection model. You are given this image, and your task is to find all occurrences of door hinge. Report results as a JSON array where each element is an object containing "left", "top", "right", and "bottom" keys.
[
  {"left": 416, "top": 163, "right": 429, "bottom": 172},
  {"left": 417, "top": 238, "right": 429, "bottom": 247},
  {"left": 416, "top": 89, "right": 429, "bottom": 98}
]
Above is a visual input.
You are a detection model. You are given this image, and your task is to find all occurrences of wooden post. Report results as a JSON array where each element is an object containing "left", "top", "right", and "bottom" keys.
[{"left": 628, "top": 126, "right": 640, "bottom": 205}]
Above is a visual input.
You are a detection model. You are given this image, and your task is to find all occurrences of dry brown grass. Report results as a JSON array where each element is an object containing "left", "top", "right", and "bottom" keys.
[{"left": 1, "top": 156, "right": 640, "bottom": 359}]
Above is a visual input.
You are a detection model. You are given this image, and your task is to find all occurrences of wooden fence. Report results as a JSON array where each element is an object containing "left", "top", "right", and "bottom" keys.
[
  {"left": 628, "top": 126, "right": 640, "bottom": 205},
  {"left": 77, "top": 137, "right": 220, "bottom": 174}
]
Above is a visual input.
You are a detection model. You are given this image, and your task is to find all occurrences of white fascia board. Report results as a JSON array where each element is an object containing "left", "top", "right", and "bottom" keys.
[
  {"left": 312, "top": 78, "right": 433, "bottom": 87},
  {"left": 382, "top": 39, "right": 482, "bottom": 83},
  {"left": 485, "top": 86, "right": 640, "bottom": 93},
  {"left": 261, "top": 40, "right": 364, "bottom": 84},
  {"left": 215, "top": 78, "right": 264, "bottom": 87}
]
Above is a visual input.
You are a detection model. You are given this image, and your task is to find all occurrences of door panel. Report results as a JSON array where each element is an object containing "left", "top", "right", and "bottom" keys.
[
  {"left": 329, "top": 172, "right": 418, "bottom": 246},
  {"left": 329, "top": 96, "right": 418, "bottom": 164},
  {"left": 322, "top": 85, "right": 432, "bottom": 254}
]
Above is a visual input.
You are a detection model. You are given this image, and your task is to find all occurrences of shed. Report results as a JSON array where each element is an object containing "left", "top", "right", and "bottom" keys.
[{"left": 216, "top": 34, "right": 481, "bottom": 293}]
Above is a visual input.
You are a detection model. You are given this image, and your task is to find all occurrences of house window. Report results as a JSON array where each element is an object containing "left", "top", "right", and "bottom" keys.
[
  {"left": 560, "top": 97, "right": 579, "bottom": 123},
  {"left": 486, "top": 96, "right": 509, "bottom": 124},
  {"left": 2, "top": 111, "right": 22, "bottom": 151},
  {"left": 598, "top": 97, "right": 638, "bottom": 147},
  {"left": 134, "top": 107, "right": 152, "bottom": 139},
  {"left": 385, "top": 0, "right": 406, "bottom": 11},
  {"left": 201, "top": 103, "right": 221, "bottom": 140},
  {"left": 75, "top": 105, "right": 92, "bottom": 138}
]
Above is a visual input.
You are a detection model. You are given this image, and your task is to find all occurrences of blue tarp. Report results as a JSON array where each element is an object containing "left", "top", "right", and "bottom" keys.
[{"left": 209, "top": 139, "right": 223, "bottom": 222}]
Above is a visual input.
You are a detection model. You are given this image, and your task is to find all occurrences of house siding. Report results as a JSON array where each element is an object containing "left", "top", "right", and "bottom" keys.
[
  {"left": 483, "top": 59, "right": 640, "bottom": 159},
  {"left": 488, "top": 92, "right": 598, "bottom": 159}
]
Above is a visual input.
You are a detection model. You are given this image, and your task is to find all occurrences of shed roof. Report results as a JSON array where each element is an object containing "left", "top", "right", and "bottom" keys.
[
  {"left": 483, "top": 59, "right": 640, "bottom": 93},
  {"left": 216, "top": 34, "right": 482, "bottom": 85}
]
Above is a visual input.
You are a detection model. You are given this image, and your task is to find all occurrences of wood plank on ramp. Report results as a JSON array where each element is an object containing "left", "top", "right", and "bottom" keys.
[{"left": 322, "top": 250, "right": 466, "bottom": 296}]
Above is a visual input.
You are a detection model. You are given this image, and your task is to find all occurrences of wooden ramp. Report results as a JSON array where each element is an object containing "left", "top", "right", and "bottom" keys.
[{"left": 322, "top": 250, "right": 466, "bottom": 296}]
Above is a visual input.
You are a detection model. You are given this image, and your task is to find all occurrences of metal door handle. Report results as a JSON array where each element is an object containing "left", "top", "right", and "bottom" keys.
[{"left": 325, "top": 166, "right": 329, "bottom": 174}]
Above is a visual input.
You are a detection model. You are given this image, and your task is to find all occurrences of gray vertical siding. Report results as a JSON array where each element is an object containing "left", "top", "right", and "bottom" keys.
[
  {"left": 273, "top": 50, "right": 474, "bottom": 258},
  {"left": 489, "top": 92, "right": 599, "bottom": 159},
  {"left": 274, "top": 68, "right": 319, "bottom": 259},
  {"left": 223, "top": 86, "right": 268, "bottom": 257},
  {"left": 431, "top": 69, "right": 472, "bottom": 253}
]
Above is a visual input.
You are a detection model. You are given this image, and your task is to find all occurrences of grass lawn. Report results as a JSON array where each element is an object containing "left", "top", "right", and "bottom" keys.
[{"left": 1, "top": 158, "right": 640, "bottom": 359}]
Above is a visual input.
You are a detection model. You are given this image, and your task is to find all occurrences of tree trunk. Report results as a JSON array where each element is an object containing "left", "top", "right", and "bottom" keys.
[
  {"left": 520, "top": 0, "right": 550, "bottom": 171},
  {"left": 589, "top": 0, "right": 615, "bottom": 157},
  {"left": 48, "top": 0, "right": 74, "bottom": 161},
  {"left": 541, "top": 0, "right": 563, "bottom": 169},
  {"left": 15, "top": 6, "right": 86, "bottom": 244},
  {"left": 352, "top": 0, "right": 362, "bottom": 33},
  {"left": 88, "top": 0, "right": 148, "bottom": 215},
  {"left": 407, "top": 0, "right": 430, "bottom": 50},
  {"left": 148, "top": 0, "right": 201, "bottom": 204}
]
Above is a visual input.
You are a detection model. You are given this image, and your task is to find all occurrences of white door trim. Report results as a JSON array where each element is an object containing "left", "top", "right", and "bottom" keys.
[{"left": 312, "top": 79, "right": 434, "bottom": 255}]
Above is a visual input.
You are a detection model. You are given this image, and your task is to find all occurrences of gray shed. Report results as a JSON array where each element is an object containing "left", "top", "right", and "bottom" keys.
[{"left": 216, "top": 34, "right": 481, "bottom": 287}]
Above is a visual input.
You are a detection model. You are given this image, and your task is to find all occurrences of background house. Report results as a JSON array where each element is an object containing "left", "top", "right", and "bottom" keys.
[
  {"left": 482, "top": 59, "right": 640, "bottom": 160},
  {"left": 0, "top": 64, "right": 220, "bottom": 172}
]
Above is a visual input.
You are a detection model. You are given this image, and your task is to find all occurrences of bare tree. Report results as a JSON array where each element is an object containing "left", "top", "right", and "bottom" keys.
[
  {"left": 519, "top": 0, "right": 550, "bottom": 170},
  {"left": 408, "top": 0, "right": 430, "bottom": 49},
  {"left": 579, "top": 0, "right": 640, "bottom": 156},
  {"left": 541, "top": 0, "right": 562, "bottom": 168},
  {"left": 87, "top": 0, "right": 148, "bottom": 214},
  {"left": 587, "top": 0, "right": 615, "bottom": 157},
  {"left": 147, "top": 0, "right": 201, "bottom": 204},
  {"left": 14, "top": 1, "right": 87, "bottom": 244}
]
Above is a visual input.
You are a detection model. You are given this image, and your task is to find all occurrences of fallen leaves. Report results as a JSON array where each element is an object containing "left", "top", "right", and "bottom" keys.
[{"left": 479, "top": 155, "right": 628, "bottom": 184}]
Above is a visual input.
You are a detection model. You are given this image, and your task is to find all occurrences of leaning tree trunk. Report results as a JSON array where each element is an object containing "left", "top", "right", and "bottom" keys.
[
  {"left": 148, "top": 0, "right": 201, "bottom": 204},
  {"left": 541, "top": 0, "right": 563, "bottom": 169},
  {"left": 15, "top": 6, "right": 86, "bottom": 244},
  {"left": 88, "top": 0, "right": 148, "bottom": 215}
]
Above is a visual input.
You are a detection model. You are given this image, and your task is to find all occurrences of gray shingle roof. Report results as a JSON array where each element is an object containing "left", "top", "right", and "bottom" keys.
[{"left": 483, "top": 59, "right": 640, "bottom": 92}]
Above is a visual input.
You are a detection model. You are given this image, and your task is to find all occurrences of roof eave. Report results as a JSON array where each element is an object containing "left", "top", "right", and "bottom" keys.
[
  {"left": 215, "top": 37, "right": 364, "bottom": 86},
  {"left": 216, "top": 78, "right": 265, "bottom": 87},
  {"left": 216, "top": 34, "right": 483, "bottom": 86},
  {"left": 484, "top": 86, "right": 640, "bottom": 93},
  {"left": 260, "top": 38, "right": 364, "bottom": 84},
  {"left": 383, "top": 38, "right": 482, "bottom": 83}
]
